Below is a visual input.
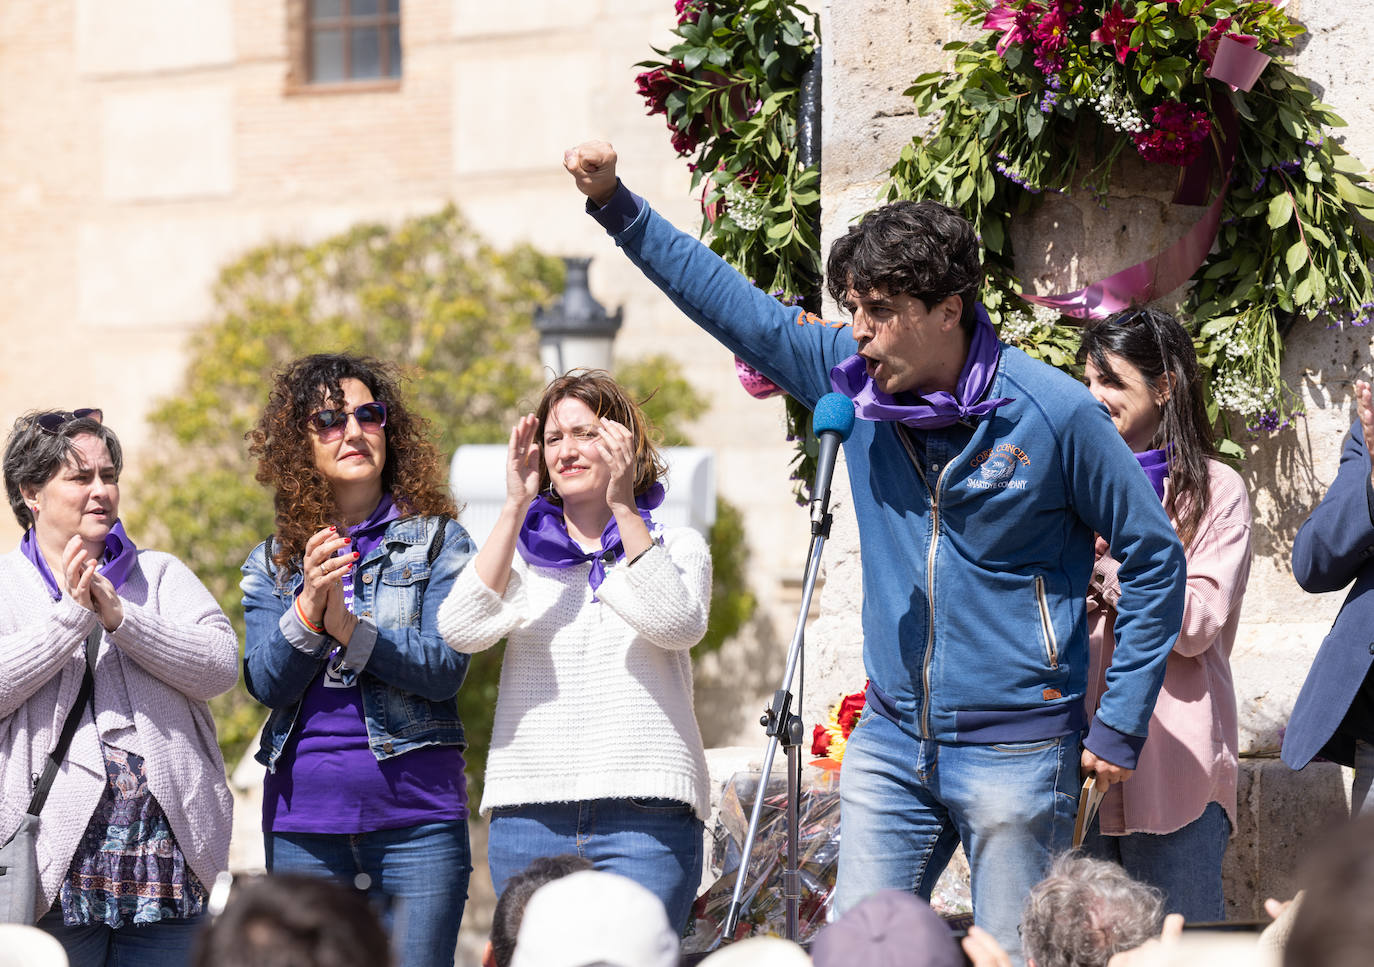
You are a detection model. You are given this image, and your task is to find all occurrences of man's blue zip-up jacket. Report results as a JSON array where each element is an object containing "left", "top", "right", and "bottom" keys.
[{"left": 590, "top": 185, "right": 1186, "bottom": 767}]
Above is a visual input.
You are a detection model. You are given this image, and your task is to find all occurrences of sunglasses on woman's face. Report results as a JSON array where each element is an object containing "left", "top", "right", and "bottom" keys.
[
  {"left": 34, "top": 408, "right": 103, "bottom": 433},
  {"left": 308, "top": 401, "right": 388, "bottom": 441}
]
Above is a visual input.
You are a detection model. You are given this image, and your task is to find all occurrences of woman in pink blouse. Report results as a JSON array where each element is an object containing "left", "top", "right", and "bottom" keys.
[{"left": 1080, "top": 308, "right": 1252, "bottom": 922}]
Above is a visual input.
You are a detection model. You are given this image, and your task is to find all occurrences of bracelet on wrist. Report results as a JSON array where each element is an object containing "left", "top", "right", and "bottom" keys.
[{"left": 294, "top": 596, "right": 324, "bottom": 635}]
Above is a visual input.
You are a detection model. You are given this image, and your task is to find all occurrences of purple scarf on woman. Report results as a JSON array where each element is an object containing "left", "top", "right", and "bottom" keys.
[
  {"left": 829, "top": 303, "right": 1014, "bottom": 428},
  {"left": 1135, "top": 447, "right": 1169, "bottom": 501},
  {"left": 517, "top": 483, "right": 665, "bottom": 593},
  {"left": 20, "top": 520, "right": 138, "bottom": 602}
]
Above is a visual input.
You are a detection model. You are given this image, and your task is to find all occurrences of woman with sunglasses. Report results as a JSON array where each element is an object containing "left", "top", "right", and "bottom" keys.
[
  {"left": 1079, "top": 308, "right": 1252, "bottom": 921},
  {"left": 0, "top": 409, "right": 236, "bottom": 965},
  {"left": 241, "top": 353, "right": 477, "bottom": 967},
  {"left": 438, "top": 370, "right": 711, "bottom": 934}
]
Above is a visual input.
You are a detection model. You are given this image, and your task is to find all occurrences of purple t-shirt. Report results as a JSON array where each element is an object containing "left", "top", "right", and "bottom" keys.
[{"left": 263, "top": 499, "right": 468, "bottom": 834}]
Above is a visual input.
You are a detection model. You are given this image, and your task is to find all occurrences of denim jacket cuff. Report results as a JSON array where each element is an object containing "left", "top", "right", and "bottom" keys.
[
  {"left": 587, "top": 180, "right": 644, "bottom": 237},
  {"left": 338, "top": 619, "right": 378, "bottom": 675},
  {"left": 1084, "top": 713, "right": 1146, "bottom": 770},
  {"left": 281, "top": 606, "right": 327, "bottom": 658}
]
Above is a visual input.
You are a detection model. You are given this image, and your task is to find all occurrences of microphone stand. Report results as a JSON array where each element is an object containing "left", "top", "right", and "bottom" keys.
[{"left": 722, "top": 493, "right": 834, "bottom": 942}]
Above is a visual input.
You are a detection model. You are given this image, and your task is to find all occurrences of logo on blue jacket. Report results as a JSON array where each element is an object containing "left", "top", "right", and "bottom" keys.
[{"left": 967, "top": 443, "right": 1030, "bottom": 491}]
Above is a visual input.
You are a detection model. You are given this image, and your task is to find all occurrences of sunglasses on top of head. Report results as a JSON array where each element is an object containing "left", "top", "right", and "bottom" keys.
[
  {"left": 34, "top": 408, "right": 103, "bottom": 434},
  {"left": 308, "top": 402, "right": 388, "bottom": 441}
]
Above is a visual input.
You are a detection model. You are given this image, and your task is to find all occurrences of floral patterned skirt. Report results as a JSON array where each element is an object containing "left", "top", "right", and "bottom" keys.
[{"left": 59, "top": 747, "right": 207, "bottom": 928}]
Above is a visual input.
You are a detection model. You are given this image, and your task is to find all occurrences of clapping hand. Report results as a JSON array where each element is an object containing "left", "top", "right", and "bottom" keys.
[
  {"left": 62, "top": 535, "right": 122, "bottom": 631},
  {"left": 506, "top": 414, "right": 541, "bottom": 508},
  {"left": 596, "top": 417, "right": 638, "bottom": 517},
  {"left": 299, "top": 526, "right": 356, "bottom": 633}
]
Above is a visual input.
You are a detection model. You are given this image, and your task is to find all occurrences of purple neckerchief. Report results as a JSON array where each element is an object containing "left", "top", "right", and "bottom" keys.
[
  {"left": 20, "top": 520, "right": 138, "bottom": 602},
  {"left": 337, "top": 494, "right": 399, "bottom": 614},
  {"left": 1135, "top": 447, "right": 1169, "bottom": 501},
  {"left": 517, "top": 482, "right": 665, "bottom": 593},
  {"left": 829, "top": 303, "right": 1014, "bottom": 428}
]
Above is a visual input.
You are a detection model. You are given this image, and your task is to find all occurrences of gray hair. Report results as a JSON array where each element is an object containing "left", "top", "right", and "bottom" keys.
[
  {"left": 1021, "top": 852, "right": 1164, "bottom": 967},
  {"left": 3, "top": 412, "right": 123, "bottom": 530}
]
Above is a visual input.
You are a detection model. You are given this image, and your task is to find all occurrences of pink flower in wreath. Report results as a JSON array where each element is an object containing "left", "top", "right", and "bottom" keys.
[
  {"left": 982, "top": 1, "right": 1043, "bottom": 57},
  {"left": 635, "top": 62, "right": 683, "bottom": 116},
  {"left": 1032, "top": 5, "right": 1072, "bottom": 74},
  {"left": 1133, "top": 101, "right": 1212, "bottom": 166},
  {"left": 1198, "top": 16, "right": 1260, "bottom": 64},
  {"left": 675, "top": 0, "right": 705, "bottom": 24},
  {"left": 1091, "top": 2, "right": 1139, "bottom": 65}
]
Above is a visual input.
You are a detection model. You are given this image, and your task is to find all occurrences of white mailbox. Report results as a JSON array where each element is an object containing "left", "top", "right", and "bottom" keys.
[{"left": 448, "top": 445, "right": 716, "bottom": 546}]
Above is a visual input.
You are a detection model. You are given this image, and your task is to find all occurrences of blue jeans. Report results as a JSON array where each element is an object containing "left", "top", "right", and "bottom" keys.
[
  {"left": 1082, "top": 800, "right": 1231, "bottom": 922},
  {"left": 488, "top": 798, "right": 704, "bottom": 934},
  {"left": 36, "top": 907, "right": 203, "bottom": 967},
  {"left": 264, "top": 820, "right": 471, "bottom": 967},
  {"left": 836, "top": 709, "right": 1080, "bottom": 967}
]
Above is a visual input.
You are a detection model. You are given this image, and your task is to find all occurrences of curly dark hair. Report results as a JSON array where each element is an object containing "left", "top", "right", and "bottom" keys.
[
  {"left": 247, "top": 353, "right": 457, "bottom": 570},
  {"left": 825, "top": 200, "right": 984, "bottom": 333},
  {"left": 534, "top": 369, "right": 667, "bottom": 502},
  {"left": 1079, "top": 307, "right": 1216, "bottom": 548}
]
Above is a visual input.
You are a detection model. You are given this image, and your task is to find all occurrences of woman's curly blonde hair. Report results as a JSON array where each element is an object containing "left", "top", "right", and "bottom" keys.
[
  {"left": 535, "top": 369, "right": 667, "bottom": 501},
  {"left": 248, "top": 353, "right": 457, "bottom": 570}
]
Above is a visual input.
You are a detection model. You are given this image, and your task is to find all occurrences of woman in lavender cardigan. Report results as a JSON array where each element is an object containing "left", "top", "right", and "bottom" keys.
[{"left": 0, "top": 409, "right": 236, "bottom": 966}]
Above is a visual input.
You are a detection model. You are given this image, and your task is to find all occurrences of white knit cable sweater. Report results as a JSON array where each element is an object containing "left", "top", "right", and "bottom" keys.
[
  {"left": 0, "top": 549, "right": 238, "bottom": 920},
  {"left": 438, "top": 526, "right": 713, "bottom": 820}
]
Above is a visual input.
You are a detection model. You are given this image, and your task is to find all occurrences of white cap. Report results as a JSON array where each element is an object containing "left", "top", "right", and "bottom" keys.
[
  {"left": 509, "top": 869, "right": 679, "bottom": 967},
  {"left": 698, "top": 936, "right": 811, "bottom": 966},
  {"left": 0, "top": 925, "right": 68, "bottom": 967}
]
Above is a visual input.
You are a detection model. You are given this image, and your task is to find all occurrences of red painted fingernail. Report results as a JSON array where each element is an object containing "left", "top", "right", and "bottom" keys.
[
  {"left": 329, "top": 526, "right": 336, "bottom": 532},
  {"left": 343, "top": 538, "right": 352, "bottom": 544},
  {"left": 352, "top": 552, "right": 359, "bottom": 559}
]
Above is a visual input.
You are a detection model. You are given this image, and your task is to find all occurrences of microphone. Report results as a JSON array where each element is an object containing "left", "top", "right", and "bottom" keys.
[{"left": 810, "top": 392, "right": 856, "bottom": 525}]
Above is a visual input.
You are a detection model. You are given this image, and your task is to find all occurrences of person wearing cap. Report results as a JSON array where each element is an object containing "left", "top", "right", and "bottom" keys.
[
  {"left": 564, "top": 140, "right": 1186, "bottom": 965},
  {"left": 508, "top": 870, "right": 681, "bottom": 967},
  {"left": 811, "top": 890, "right": 963, "bottom": 967},
  {"left": 0, "top": 409, "right": 235, "bottom": 965}
]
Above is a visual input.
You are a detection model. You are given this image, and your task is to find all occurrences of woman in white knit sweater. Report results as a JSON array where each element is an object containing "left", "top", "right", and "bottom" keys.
[
  {"left": 0, "top": 410, "right": 235, "bottom": 966},
  {"left": 438, "top": 370, "right": 711, "bottom": 933}
]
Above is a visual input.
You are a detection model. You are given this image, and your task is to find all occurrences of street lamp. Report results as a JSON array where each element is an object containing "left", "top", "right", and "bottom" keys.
[{"left": 533, "top": 257, "right": 623, "bottom": 379}]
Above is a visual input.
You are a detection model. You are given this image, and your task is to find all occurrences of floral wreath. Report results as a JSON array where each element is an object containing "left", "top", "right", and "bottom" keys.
[{"left": 638, "top": 0, "right": 1374, "bottom": 466}]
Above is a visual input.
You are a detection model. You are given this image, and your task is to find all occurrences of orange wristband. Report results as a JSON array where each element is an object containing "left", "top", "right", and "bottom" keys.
[{"left": 294, "top": 596, "right": 324, "bottom": 634}]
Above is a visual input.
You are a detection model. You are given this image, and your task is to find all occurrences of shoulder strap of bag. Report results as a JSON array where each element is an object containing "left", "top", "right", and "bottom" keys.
[
  {"left": 26, "top": 626, "right": 100, "bottom": 817},
  {"left": 427, "top": 516, "right": 450, "bottom": 567}
]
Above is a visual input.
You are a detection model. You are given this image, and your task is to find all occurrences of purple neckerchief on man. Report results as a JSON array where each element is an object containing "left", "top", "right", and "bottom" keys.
[
  {"left": 829, "top": 303, "right": 1014, "bottom": 428},
  {"left": 1135, "top": 447, "right": 1169, "bottom": 501},
  {"left": 21, "top": 520, "right": 138, "bottom": 602},
  {"left": 518, "top": 482, "right": 665, "bottom": 593}
]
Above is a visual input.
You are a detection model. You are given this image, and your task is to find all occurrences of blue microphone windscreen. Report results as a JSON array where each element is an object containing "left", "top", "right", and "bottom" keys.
[{"left": 812, "top": 392, "right": 856, "bottom": 441}]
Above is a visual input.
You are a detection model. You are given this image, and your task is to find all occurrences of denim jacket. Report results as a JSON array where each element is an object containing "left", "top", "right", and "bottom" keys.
[{"left": 242, "top": 514, "right": 476, "bottom": 771}]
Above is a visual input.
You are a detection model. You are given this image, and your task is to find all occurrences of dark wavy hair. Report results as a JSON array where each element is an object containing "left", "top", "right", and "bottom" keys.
[
  {"left": 247, "top": 353, "right": 456, "bottom": 570},
  {"left": 1079, "top": 307, "right": 1216, "bottom": 547},
  {"left": 534, "top": 370, "right": 666, "bottom": 502},
  {"left": 3, "top": 412, "right": 123, "bottom": 530},
  {"left": 825, "top": 200, "right": 984, "bottom": 333}
]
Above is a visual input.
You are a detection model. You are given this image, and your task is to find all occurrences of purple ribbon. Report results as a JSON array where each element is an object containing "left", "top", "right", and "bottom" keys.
[
  {"left": 1023, "top": 36, "right": 1265, "bottom": 319},
  {"left": 829, "top": 304, "right": 1014, "bottom": 428},
  {"left": 20, "top": 520, "right": 138, "bottom": 602},
  {"left": 517, "top": 482, "right": 666, "bottom": 593},
  {"left": 1134, "top": 448, "right": 1169, "bottom": 501}
]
